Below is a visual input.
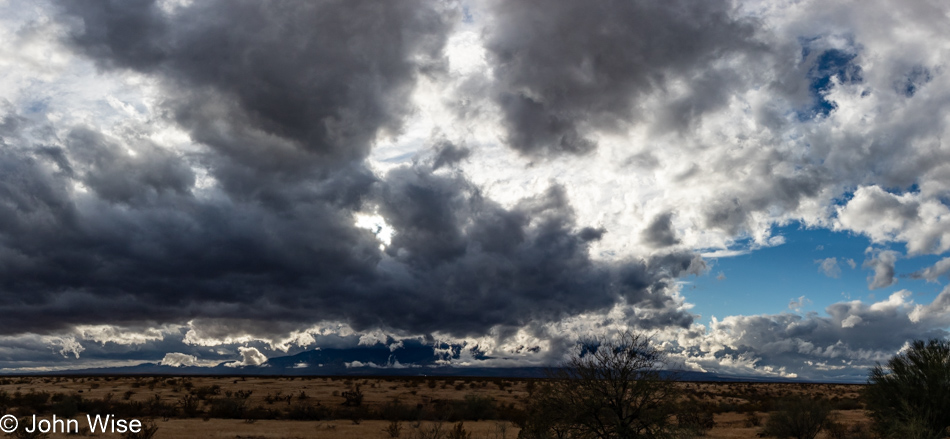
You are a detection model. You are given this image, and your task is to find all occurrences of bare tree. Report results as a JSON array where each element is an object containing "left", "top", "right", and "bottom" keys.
[{"left": 519, "top": 331, "right": 681, "bottom": 439}]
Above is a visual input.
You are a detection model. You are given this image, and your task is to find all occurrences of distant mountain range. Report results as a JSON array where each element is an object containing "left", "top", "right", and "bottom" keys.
[{"left": 3, "top": 342, "right": 834, "bottom": 382}]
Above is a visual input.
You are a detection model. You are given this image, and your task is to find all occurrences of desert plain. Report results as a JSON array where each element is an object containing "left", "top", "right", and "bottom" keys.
[{"left": 0, "top": 375, "right": 869, "bottom": 438}]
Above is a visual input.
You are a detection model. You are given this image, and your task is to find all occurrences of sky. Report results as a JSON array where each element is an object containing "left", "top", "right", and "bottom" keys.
[{"left": 0, "top": 0, "right": 949, "bottom": 381}]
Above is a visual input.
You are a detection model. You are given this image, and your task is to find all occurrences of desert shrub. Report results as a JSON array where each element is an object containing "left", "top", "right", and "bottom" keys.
[
  {"left": 381, "top": 400, "right": 420, "bottom": 421},
  {"left": 243, "top": 405, "right": 280, "bottom": 420},
  {"left": 461, "top": 394, "right": 496, "bottom": 421},
  {"left": 384, "top": 420, "right": 403, "bottom": 438},
  {"left": 341, "top": 385, "right": 364, "bottom": 407},
  {"left": 678, "top": 403, "right": 716, "bottom": 436},
  {"left": 177, "top": 394, "right": 200, "bottom": 417},
  {"left": 285, "top": 402, "right": 331, "bottom": 420},
  {"left": 830, "top": 397, "right": 863, "bottom": 411},
  {"left": 209, "top": 397, "right": 247, "bottom": 419},
  {"left": 115, "top": 401, "right": 150, "bottom": 419},
  {"left": 761, "top": 396, "right": 831, "bottom": 439},
  {"left": 142, "top": 395, "right": 175, "bottom": 419},
  {"left": 427, "top": 395, "right": 499, "bottom": 422},
  {"left": 865, "top": 339, "right": 950, "bottom": 439},
  {"left": 49, "top": 394, "right": 80, "bottom": 418},
  {"left": 448, "top": 422, "right": 472, "bottom": 439},
  {"left": 411, "top": 422, "right": 446, "bottom": 439},
  {"left": 14, "top": 391, "right": 51, "bottom": 413},
  {"left": 824, "top": 417, "right": 874, "bottom": 439},
  {"left": 824, "top": 417, "right": 847, "bottom": 439},
  {"left": 193, "top": 385, "right": 221, "bottom": 400}
]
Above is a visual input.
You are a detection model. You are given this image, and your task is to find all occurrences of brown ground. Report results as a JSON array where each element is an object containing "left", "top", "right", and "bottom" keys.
[{"left": 0, "top": 376, "right": 870, "bottom": 438}]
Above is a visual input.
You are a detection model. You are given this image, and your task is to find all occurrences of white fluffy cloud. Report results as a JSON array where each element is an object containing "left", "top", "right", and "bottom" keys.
[
  {"left": 46, "top": 336, "right": 84, "bottom": 359},
  {"left": 160, "top": 353, "right": 199, "bottom": 367},
  {"left": 659, "top": 290, "right": 947, "bottom": 380},
  {"left": 837, "top": 187, "right": 950, "bottom": 255},
  {"left": 225, "top": 347, "right": 268, "bottom": 368},
  {"left": 75, "top": 324, "right": 178, "bottom": 346}
]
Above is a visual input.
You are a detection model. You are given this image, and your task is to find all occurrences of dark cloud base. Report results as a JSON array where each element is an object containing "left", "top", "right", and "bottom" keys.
[{"left": 0, "top": 0, "right": 705, "bottom": 342}]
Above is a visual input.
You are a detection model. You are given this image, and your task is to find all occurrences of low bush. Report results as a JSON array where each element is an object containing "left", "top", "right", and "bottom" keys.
[
  {"left": 285, "top": 402, "right": 331, "bottom": 420},
  {"left": 208, "top": 397, "right": 247, "bottom": 419},
  {"left": 761, "top": 396, "right": 831, "bottom": 439},
  {"left": 678, "top": 404, "right": 716, "bottom": 436},
  {"left": 865, "top": 339, "right": 950, "bottom": 438}
]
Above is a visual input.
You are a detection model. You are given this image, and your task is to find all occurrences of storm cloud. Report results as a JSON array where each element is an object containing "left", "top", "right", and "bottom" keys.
[
  {"left": 483, "top": 0, "right": 761, "bottom": 155},
  {"left": 0, "top": 0, "right": 947, "bottom": 379},
  {"left": 0, "top": 112, "right": 699, "bottom": 340},
  {"left": 0, "top": 0, "right": 706, "bottom": 351}
]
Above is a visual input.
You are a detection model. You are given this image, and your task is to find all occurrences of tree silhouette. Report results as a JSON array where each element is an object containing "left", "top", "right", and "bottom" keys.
[{"left": 520, "top": 331, "right": 681, "bottom": 439}]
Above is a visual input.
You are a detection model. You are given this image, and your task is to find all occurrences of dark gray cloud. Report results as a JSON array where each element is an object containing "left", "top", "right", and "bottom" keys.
[
  {"left": 0, "top": 0, "right": 706, "bottom": 347},
  {"left": 700, "top": 167, "right": 828, "bottom": 236},
  {"left": 642, "top": 212, "right": 680, "bottom": 248},
  {"left": 66, "top": 128, "right": 195, "bottom": 204},
  {"left": 3, "top": 0, "right": 412, "bottom": 330},
  {"left": 864, "top": 249, "right": 899, "bottom": 290},
  {"left": 366, "top": 167, "right": 700, "bottom": 335},
  {"left": 0, "top": 115, "right": 700, "bottom": 337},
  {"left": 58, "top": 0, "right": 453, "bottom": 201},
  {"left": 0, "top": 129, "right": 384, "bottom": 333},
  {"left": 483, "top": 0, "right": 761, "bottom": 155},
  {"left": 431, "top": 140, "right": 471, "bottom": 170}
]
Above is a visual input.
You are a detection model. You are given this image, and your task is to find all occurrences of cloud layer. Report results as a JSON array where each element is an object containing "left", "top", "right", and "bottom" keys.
[{"left": 0, "top": 0, "right": 947, "bottom": 379}]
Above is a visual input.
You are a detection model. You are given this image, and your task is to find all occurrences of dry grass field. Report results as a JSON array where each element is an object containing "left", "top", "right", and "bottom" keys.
[{"left": 0, "top": 376, "right": 870, "bottom": 438}]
